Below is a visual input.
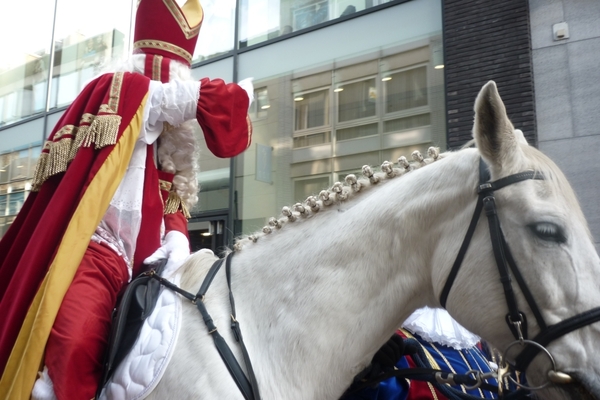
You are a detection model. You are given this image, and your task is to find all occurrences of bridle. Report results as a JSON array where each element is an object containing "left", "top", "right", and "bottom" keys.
[{"left": 440, "top": 158, "right": 600, "bottom": 391}]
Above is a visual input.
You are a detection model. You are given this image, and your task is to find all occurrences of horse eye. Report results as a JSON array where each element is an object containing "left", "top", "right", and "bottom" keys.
[{"left": 528, "top": 222, "right": 566, "bottom": 243}]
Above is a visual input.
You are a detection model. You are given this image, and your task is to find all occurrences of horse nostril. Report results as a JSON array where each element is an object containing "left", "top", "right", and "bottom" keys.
[{"left": 548, "top": 370, "right": 573, "bottom": 384}]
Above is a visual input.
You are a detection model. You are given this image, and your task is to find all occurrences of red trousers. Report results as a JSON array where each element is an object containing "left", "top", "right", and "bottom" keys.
[{"left": 46, "top": 241, "right": 129, "bottom": 400}]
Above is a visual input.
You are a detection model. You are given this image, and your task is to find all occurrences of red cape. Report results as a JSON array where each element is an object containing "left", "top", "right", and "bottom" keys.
[{"left": 0, "top": 72, "right": 153, "bottom": 376}]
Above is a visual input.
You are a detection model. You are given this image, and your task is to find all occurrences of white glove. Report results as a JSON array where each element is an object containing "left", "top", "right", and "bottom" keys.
[
  {"left": 238, "top": 77, "right": 254, "bottom": 110},
  {"left": 144, "top": 231, "right": 190, "bottom": 278}
]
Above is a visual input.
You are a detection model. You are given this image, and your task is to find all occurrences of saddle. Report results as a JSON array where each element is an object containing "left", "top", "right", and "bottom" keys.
[{"left": 96, "top": 258, "right": 167, "bottom": 397}]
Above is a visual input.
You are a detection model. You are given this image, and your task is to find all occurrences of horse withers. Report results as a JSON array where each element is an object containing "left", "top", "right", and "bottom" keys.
[{"left": 144, "top": 81, "right": 600, "bottom": 400}]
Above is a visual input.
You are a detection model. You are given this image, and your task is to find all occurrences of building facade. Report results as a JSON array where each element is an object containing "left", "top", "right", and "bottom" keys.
[{"left": 0, "top": 0, "right": 598, "bottom": 253}]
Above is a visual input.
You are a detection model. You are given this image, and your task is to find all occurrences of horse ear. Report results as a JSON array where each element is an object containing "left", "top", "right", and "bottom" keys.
[{"left": 473, "top": 81, "right": 522, "bottom": 170}]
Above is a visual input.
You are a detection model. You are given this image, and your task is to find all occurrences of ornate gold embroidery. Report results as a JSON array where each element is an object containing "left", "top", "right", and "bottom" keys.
[
  {"left": 108, "top": 72, "right": 124, "bottom": 112},
  {"left": 80, "top": 113, "right": 95, "bottom": 124},
  {"left": 134, "top": 40, "right": 192, "bottom": 64},
  {"left": 152, "top": 55, "right": 163, "bottom": 81},
  {"left": 159, "top": 179, "right": 173, "bottom": 192},
  {"left": 163, "top": 0, "right": 202, "bottom": 39},
  {"left": 53, "top": 125, "right": 75, "bottom": 140}
]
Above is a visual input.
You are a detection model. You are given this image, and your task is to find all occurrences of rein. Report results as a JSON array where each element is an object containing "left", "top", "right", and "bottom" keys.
[
  {"left": 150, "top": 252, "right": 261, "bottom": 400},
  {"left": 440, "top": 158, "right": 600, "bottom": 390}
]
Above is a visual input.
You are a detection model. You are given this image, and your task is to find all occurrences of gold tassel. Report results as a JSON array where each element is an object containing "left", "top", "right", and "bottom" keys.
[
  {"left": 47, "top": 138, "right": 72, "bottom": 178},
  {"left": 164, "top": 191, "right": 181, "bottom": 215},
  {"left": 80, "top": 123, "right": 96, "bottom": 148},
  {"left": 69, "top": 125, "right": 86, "bottom": 161},
  {"left": 89, "top": 114, "right": 122, "bottom": 149},
  {"left": 31, "top": 149, "right": 49, "bottom": 192},
  {"left": 164, "top": 191, "right": 191, "bottom": 219},
  {"left": 180, "top": 199, "right": 191, "bottom": 219}
]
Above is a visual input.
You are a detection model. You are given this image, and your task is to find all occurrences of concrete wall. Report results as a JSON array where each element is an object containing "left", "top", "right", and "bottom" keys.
[{"left": 529, "top": 0, "right": 600, "bottom": 251}]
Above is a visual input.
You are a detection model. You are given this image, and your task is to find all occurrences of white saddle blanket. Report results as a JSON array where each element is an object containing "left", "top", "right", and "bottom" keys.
[{"left": 98, "top": 274, "right": 183, "bottom": 400}]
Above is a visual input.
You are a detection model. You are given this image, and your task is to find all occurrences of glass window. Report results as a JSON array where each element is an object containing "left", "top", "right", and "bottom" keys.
[
  {"left": 238, "top": 0, "right": 395, "bottom": 48},
  {"left": 337, "top": 123, "right": 378, "bottom": 141},
  {"left": 235, "top": 0, "right": 445, "bottom": 238},
  {"left": 384, "top": 113, "right": 431, "bottom": 133},
  {"left": 249, "top": 87, "right": 270, "bottom": 119},
  {"left": 8, "top": 191, "right": 25, "bottom": 216},
  {"left": 293, "top": 131, "right": 331, "bottom": 148},
  {"left": 384, "top": 65, "right": 428, "bottom": 113},
  {"left": 193, "top": 0, "right": 236, "bottom": 62},
  {"left": 49, "top": 0, "right": 132, "bottom": 109},
  {"left": 294, "top": 175, "right": 330, "bottom": 203},
  {"left": 0, "top": 194, "right": 6, "bottom": 216},
  {"left": 337, "top": 78, "right": 377, "bottom": 123},
  {"left": 294, "top": 89, "right": 330, "bottom": 131},
  {"left": 0, "top": 0, "right": 54, "bottom": 126},
  {"left": 0, "top": 153, "right": 15, "bottom": 183}
]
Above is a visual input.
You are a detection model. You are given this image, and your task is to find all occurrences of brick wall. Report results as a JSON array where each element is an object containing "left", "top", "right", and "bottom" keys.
[{"left": 443, "top": 0, "right": 536, "bottom": 149}]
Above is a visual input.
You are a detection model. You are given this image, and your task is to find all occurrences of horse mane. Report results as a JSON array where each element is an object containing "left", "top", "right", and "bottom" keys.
[
  {"left": 232, "top": 146, "right": 447, "bottom": 252},
  {"left": 230, "top": 138, "right": 592, "bottom": 252}
]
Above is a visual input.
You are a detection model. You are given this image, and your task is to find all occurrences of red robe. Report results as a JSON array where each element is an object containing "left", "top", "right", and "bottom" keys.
[{"left": 0, "top": 72, "right": 251, "bottom": 398}]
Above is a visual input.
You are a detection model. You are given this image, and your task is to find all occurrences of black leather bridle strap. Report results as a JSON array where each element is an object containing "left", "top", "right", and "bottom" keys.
[
  {"left": 226, "top": 253, "right": 261, "bottom": 400},
  {"left": 515, "top": 306, "right": 600, "bottom": 371},
  {"left": 440, "top": 159, "right": 546, "bottom": 337},
  {"left": 440, "top": 159, "right": 490, "bottom": 308},
  {"left": 502, "top": 235, "right": 547, "bottom": 332},
  {"left": 483, "top": 196, "right": 530, "bottom": 339},
  {"left": 195, "top": 254, "right": 258, "bottom": 400},
  {"left": 439, "top": 198, "right": 484, "bottom": 308}
]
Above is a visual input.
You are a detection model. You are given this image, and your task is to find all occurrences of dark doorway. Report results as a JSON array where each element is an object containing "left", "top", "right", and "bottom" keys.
[{"left": 188, "top": 217, "right": 227, "bottom": 255}]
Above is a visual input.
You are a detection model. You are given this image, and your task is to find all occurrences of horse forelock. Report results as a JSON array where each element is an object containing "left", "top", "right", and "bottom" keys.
[
  {"left": 520, "top": 144, "right": 591, "bottom": 237},
  {"left": 233, "top": 147, "right": 446, "bottom": 251}
]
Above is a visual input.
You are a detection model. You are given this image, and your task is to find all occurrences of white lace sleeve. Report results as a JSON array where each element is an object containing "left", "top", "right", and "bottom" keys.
[{"left": 141, "top": 80, "right": 200, "bottom": 145}]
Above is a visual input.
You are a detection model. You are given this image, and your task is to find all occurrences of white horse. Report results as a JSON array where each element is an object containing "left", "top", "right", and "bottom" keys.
[{"left": 148, "top": 81, "right": 600, "bottom": 400}]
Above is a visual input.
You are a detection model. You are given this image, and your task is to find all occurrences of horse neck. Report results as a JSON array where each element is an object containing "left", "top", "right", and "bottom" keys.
[{"left": 229, "top": 149, "right": 481, "bottom": 399}]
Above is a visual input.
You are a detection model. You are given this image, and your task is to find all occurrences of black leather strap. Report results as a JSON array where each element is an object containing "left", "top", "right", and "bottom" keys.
[
  {"left": 226, "top": 253, "right": 261, "bottom": 400},
  {"left": 197, "top": 257, "right": 226, "bottom": 298},
  {"left": 501, "top": 235, "right": 547, "bottom": 332},
  {"left": 514, "top": 306, "right": 600, "bottom": 371},
  {"left": 194, "top": 253, "right": 259, "bottom": 400},
  {"left": 440, "top": 159, "right": 490, "bottom": 308},
  {"left": 439, "top": 199, "right": 484, "bottom": 308},
  {"left": 483, "top": 195, "right": 528, "bottom": 339}
]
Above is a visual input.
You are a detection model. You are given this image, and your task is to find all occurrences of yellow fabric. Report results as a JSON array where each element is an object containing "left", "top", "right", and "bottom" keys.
[{"left": 0, "top": 94, "right": 148, "bottom": 399}]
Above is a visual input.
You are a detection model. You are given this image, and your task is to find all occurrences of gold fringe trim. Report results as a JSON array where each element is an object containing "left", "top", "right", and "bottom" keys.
[
  {"left": 83, "top": 114, "right": 122, "bottom": 149},
  {"left": 31, "top": 142, "right": 51, "bottom": 191},
  {"left": 31, "top": 113, "right": 122, "bottom": 191},
  {"left": 46, "top": 137, "right": 72, "bottom": 180},
  {"left": 69, "top": 125, "right": 87, "bottom": 161},
  {"left": 165, "top": 191, "right": 191, "bottom": 219}
]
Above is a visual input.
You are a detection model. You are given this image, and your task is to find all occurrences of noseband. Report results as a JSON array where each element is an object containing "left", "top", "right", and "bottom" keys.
[{"left": 440, "top": 158, "right": 600, "bottom": 390}]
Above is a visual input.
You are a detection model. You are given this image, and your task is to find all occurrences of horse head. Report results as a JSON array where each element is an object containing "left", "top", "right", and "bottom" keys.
[{"left": 442, "top": 81, "right": 600, "bottom": 399}]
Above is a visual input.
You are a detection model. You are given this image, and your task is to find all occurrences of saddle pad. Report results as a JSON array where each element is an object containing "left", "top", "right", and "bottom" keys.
[{"left": 98, "top": 274, "right": 182, "bottom": 400}]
